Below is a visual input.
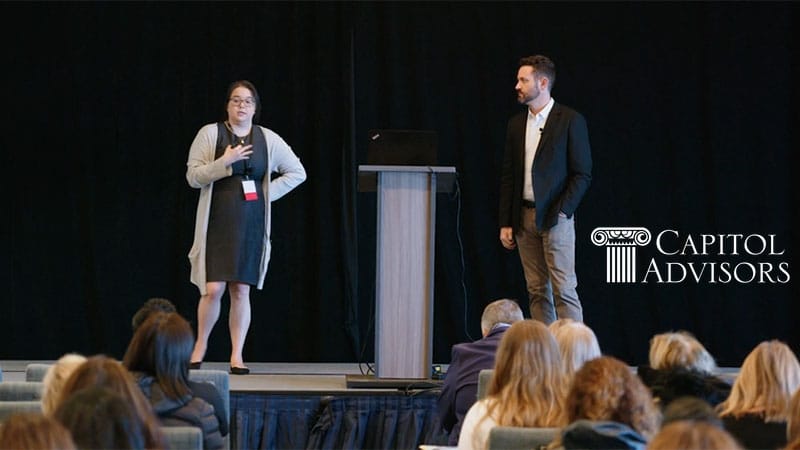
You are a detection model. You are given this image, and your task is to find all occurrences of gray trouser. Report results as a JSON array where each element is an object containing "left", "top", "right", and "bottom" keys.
[{"left": 516, "top": 207, "right": 582, "bottom": 324}]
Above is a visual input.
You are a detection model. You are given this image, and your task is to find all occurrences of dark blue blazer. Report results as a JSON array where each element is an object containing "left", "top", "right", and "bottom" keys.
[
  {"left": 499, "top": 103, "right": 592, "bottom": 231},
  {"left": 437, "top": 326, "right": 509, "bottom": 446}
]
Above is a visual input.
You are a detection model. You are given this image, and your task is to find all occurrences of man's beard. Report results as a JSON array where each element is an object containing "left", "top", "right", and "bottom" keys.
[{"left": 518, "top": 87, "right": 540, "bottom": 104}]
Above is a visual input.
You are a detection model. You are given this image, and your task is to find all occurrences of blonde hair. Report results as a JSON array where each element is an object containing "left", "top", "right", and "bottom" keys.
[
  {"left": 484, "top": 320, "right": 567, "bottom": 428},
  {"left": 648, "top": 330, "right": 717, "bottom": 373},
  {"left": 717, "top": 340, "right": 800, "bottom": 422},
  {"left": 41, "top": 353, "right": 87, "bottom": 416},
  {"left": 547, "top": 318, "right": 576, "bottom": 334},
  {"left": 566, "top": 356, "right": 660, "bottom": 440},
  {"left": 789, "top": 388, "right": 800, "bottom": 444},
  {"left": 647, "top": 420, "right": 742, "bottom": 450},
  {"left": 552, "top": 321, "right": 601, "bottom": 379}
]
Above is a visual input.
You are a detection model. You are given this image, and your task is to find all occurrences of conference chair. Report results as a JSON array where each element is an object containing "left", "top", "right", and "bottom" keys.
[
  {"left": 0, "top": 401, "right": 43, "bottom": 422},
  {"left": 24, "top": 363, "right": 51, "bottom": 382},
  {"left": 0, "top": 382, "right": 44, "bottom": 401},
  {"left": 189, "top": 369, "right": 230, "bottom": 450},
  {"left": 188, "top": 369, "right": 230, "bottom": 423},
  {"left": 476, "top": 369, "right": 493, "bottom": 400},
  {"left": 161, "top": 426, "right": 203, "bottom": 450},
  {"left": 487, "top": 426, "right": 559, "bottom": 450}
]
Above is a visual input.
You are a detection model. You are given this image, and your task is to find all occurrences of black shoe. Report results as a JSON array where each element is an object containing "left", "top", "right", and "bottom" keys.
[
  {"left": 189, "top": 361, "right": 202, "bottom": 370},
  {"left": 230, "top": 366, "right": 250, "bottom": 375}
]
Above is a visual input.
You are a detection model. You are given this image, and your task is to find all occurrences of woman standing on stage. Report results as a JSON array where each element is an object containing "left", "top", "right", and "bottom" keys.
[{"left": 186, "top": 80, "right": 306, "bottom": 374}]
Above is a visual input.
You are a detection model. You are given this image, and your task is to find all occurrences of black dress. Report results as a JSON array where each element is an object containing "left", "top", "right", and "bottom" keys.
[{"left": 206, "top": 122, "right": 267, "bottom": 285}]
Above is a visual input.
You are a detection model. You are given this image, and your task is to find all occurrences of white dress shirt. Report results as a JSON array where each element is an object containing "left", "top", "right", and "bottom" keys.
[{"left": 523, "top": 98, "right": 555, "bottom": 202}]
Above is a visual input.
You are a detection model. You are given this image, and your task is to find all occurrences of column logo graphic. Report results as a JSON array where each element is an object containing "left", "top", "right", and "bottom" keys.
[{"left": 591, "top": 227, "right": 652, "bottom": 283}]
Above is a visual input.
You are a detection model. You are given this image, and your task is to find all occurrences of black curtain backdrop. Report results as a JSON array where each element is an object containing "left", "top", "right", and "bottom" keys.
[{"left": 2, "top": 2, "right": 798, "bottom": 368}]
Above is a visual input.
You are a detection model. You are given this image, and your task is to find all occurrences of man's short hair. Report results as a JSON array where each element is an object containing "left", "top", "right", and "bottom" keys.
[
  {"left": 131, "top": 297, "right": 176, "bottom": 331},
  {"left": 519, "top": 54, "right": 556, "bottom": 90},
  {"left": 480, "top": 299, "right": 524, "bottom": 333}
]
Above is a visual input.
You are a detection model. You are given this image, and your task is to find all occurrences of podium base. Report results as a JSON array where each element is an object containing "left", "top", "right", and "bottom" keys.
[{"left": 345, "top": 374, "right": 443, "bottom": 390}]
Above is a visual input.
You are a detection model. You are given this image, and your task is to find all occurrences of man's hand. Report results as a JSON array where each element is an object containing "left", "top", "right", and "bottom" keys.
[{"left": 500, "top": 227, "right": 516, "bottom": 250}]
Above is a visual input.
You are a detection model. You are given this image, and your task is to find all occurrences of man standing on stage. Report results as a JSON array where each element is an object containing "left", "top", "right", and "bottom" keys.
[{"left": 498, "top": 54, "right": 592, "bottom": 324}]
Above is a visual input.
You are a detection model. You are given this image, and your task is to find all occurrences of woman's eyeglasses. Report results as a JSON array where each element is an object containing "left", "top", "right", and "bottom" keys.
[{"left": 229, "top": 97, "right": 256, "bottom": 107}]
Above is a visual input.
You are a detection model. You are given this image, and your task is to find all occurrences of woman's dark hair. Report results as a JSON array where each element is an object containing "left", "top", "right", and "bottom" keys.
[
  {"left": 662, "top": 396, "right": 723, "bottom": 428},
  {"left": 53, "top": 386, "right": 147, "bottom": 450},
  {"left": 224, "top": 79, "right": 261, "bottom": 123},
  {"left": 123, "top": 312, "right": 193, "bottom": 400},
  {"left": 131, "top": 297, "right": 176, "bottom": 331}
]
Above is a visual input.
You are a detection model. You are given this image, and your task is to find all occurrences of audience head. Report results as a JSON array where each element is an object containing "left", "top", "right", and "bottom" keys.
[
  {"left": 717, "top": 340, "right": 800, "bottom": 421},
  {"left": 123, "top": 311, "right": 193, "bottom": 400},
  {"left": 548, "top": 317, "right": 576, "bottom": 334},
  {"left": 0, "top": 412, "right": 76, "bottom": 450},
  {"left": 131, "top": 297, "right": 176, "bottom": 331},
  {"left": 788, "top": 388, "right": 800, "bottom": 445},
  {"left": 648, "top": 330, "right": 717, "bottom": 374},
  {"left": 566, "top": 355, "right": 660, "bottom": 440},
  {"left": 661, "top": 396, "right": 722, "bottom": 428},
  {"left": 58, "top": 355, "right": 165, "bottom": 449},
  {"left": 647, "top": 420, "right": 742, "bottom": 450},
  {"left": 486, "top": 319, "right": 567, "bottom": 427},
  {"left": 552, "top": 321, "right": 602, "bottom": 378},
  {"left": 41, "top": 353, "right": 87, "bottom": 416},
  {"left": 479, "top": 299, "right": 524, "bottom": 336},
  {"left": 54, "top": 386, "right": 148, "bottom": 450}
]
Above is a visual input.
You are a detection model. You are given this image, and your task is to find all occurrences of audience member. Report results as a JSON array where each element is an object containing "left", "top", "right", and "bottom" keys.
[
  {"left": 57, "top": 355, "right": 166, "bottom": 450},
  {"left": 438, "top": 299, "right": 524, "bottom": 445},
  {"left": 124, "top": 312, "right": 224, "bottom": 450},
  {"left": 661, "top": 395, "right": 722, "bottom": 428},
  {"left": 130, "top": 299, "right": 229, "bottom": 436},
  {"left": 551, "top": 321, "right": 601, "bottom": 380},
  {"left": 787, "top": 388, "right": 800, "bottom": 448},
  {"left": 548, "top": 318, "right": 576, "bottom": 334},
  {"left": 647, "top": 420, "right": 742, "bottom": 450},
  {"left": 717, "top": 340, "right": 800, "bottom": 450},
  {"left": 41, "top": 353, "right": 87, "bottom": 416},
  {"left": 458, "top": 320, "right": 567, "bottom": 450},
  {"left": 54, "top": 386, "right": 152, "bottom": 450},
  {"left": 553, "top": 356, "right": 660, "bottom": 450},
  {"left": 638, "top": 331, "right": 731, "bottom": 408},
  {"left": 0, "top": 412, "right": 76, "bottom": 450},
  {"left": 131, "top": 297, "right": 177, "bottom": 331}
]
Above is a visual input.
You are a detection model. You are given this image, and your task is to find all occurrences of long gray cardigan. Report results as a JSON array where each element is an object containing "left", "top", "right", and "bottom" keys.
[{"left": 186, "top": 123, "right": 306, "bottom": 295}]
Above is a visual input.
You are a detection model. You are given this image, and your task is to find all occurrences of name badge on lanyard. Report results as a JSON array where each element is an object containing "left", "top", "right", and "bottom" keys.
[{"left": 242, "top": 180, "right": 258, "bottom": 201}]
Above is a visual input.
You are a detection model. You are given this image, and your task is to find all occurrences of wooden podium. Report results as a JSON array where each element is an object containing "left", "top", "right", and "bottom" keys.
[{"left": 356, "top": 165, "right": 456, "bottom": 383}]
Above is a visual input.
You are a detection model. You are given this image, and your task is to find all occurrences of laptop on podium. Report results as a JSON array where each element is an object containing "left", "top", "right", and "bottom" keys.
[{"left": 366, "top": 129, "right": 438, "bottom": 166}]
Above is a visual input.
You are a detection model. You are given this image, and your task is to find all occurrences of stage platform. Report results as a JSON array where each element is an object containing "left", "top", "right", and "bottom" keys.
[{"left": 1, "top": 361, "right": 451, "bottom": 449}]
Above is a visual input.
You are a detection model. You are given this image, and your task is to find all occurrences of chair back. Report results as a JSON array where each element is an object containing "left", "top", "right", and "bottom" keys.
[
  {"left": 0, "top": 401, "right": 43, "bottom": 422},
  {"left": 161, "top": 426, "right": 203, "bottom": 450},
  {"left": 477, "top": 369, "right": 493, "bottom": 400},
  {"left": 488, "top": 426, "right": 559, "bottom": 450},
  {"left": 25, "top": 363, "right": 52, "bottom": 382},
  {"left": 0, "top": 382, "right": 44, "bottom": 401},
  {"left": 188, "top": 369, "right": 230, "bottom": 450},
  {"left": 188, "top": 369, "right": 230, "bottom": 422}
]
